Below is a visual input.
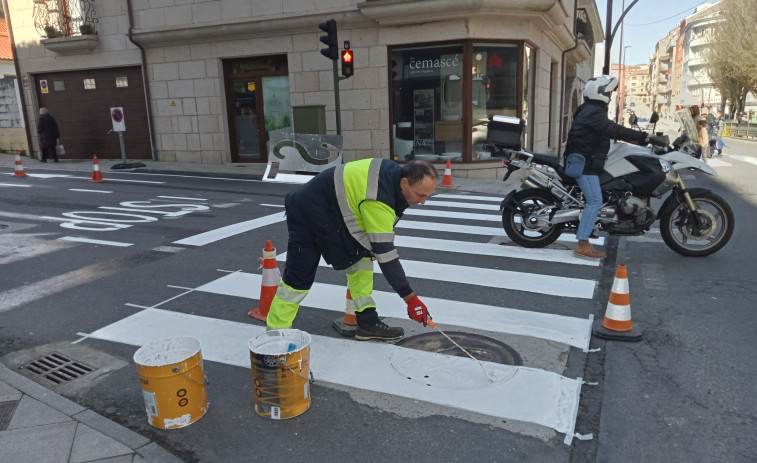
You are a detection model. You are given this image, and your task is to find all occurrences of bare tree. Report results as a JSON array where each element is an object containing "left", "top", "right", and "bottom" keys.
[{"left": 708, "top": 0, "right": 757, "bottom": 118}]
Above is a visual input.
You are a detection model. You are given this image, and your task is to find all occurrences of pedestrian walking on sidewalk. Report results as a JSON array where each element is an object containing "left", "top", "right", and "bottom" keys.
[
  {"left": 564, "top": 75, "right": 649, "bottom": 260},
  {"left": 266, "top": 158, "right": 437, "bottom": 340},
  {"left": 37, "top": 107, "right": 60, "bottom": 163},
  {"left": 714, "top": 110, "right": 725, "bottom": 156}
]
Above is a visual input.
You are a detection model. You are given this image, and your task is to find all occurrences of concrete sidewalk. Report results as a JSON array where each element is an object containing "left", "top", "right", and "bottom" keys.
[{"left": 0, "top": 364, "right": 182, "bottom": 463}]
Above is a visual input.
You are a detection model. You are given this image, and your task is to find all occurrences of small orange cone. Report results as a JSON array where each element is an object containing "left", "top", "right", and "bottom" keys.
[
  {"left": 332, "top": 289, "right": 358, "bottom": 337},
  {"left": 89, "top": 155, "right": 105, "bottom": 183},
  {"left": 249, "top": 240, "right": 280, "bottom": 321},
  {"left": 12, "top": 153, "right": 27, "bottom": 178},
  {"left": 593, "top": 265, "right": 642, "bottom": 342},
  {"left": 439, "top": 159, "right": 454, "bottom": 188}
]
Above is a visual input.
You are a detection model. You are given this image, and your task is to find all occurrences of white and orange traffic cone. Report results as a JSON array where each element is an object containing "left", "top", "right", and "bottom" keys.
[
  {"left": 12, "top": 152, "right": 27, "bottom": 178},
  {"left": 332, "top": 288, "right": 358, "bottom": 337},
  {"left": 249, "top": 240, "right": 280, "bottom": 322},
  {"left": 439, "top": 159, "right": 454, "bottom": 188},
  {"left": 90, "top": 155, "right": 105, "bottom": 183},
  {"left": 593, "top": 264, "right": 642, "bottom": 342}
]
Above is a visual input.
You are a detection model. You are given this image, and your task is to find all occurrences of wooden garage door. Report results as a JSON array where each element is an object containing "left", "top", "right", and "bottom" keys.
[{"left": 35, "top": 67, "right": 150, "bottom": 159}]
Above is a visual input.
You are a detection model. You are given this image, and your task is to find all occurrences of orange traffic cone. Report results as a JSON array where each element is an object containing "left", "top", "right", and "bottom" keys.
[
  {"left": 12, "top": 153, "right": 27, "bottom": 178},
  {"left": 249, "top": 240, "right": 280, "bottom": 321},
  {"left": 89, "top": 155, "right": 105, "bottom": 183},
  {"left": 332, "top": 288, "right": 358, "bottom": 337},
  {"left": 593, "top": 265, "right": 642, "bottom": 342},
  {"left": 439, "top": 159, "right": 454, "bottom": 188}
]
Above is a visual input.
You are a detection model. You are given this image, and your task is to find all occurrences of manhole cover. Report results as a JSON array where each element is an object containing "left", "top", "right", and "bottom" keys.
[
  {"left": 390, "top": 332, "right": 522, "bottom": 389},
  {"left": 22, "top": 352, "right": 95, "bottom": 385},
  {"left": 396, "top": 332, "right": 522, "bottom": 366}
]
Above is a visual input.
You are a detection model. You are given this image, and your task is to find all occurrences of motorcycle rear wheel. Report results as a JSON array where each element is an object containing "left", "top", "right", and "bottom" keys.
[
  {"left": 659, "top": 190, "right": 734, "bottom": 257},
  {"left": 502, "top": 189, "right": 565, "bottom": 248}
]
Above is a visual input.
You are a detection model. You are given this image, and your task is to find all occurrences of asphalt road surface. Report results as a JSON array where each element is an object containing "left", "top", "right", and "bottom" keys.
[{"left": 1, "top": 140, "right": 755, "bottom": 462}]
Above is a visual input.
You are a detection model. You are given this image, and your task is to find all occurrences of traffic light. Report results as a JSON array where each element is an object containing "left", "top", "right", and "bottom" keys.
[
  {"left": 341, "top": 47, "right": 354, "bottom": 78},
  {"left": 319, "top": 19, "right": 338, "bottom": 60}
]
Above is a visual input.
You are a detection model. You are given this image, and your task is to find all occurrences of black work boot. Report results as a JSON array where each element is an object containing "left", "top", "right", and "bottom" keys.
[{"left": 354, "top": 307, "right": 404, "bottom": 341}]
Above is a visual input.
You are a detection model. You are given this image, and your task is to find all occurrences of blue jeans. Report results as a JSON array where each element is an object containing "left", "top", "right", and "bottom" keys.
[{"left": 575, "top": 174, "right": 602, "bottom": 241}]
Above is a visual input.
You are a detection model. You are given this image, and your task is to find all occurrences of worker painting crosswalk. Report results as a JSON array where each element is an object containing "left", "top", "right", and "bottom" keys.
[{"left": 80, "top": 192, "right": 601, "bottom": 444}]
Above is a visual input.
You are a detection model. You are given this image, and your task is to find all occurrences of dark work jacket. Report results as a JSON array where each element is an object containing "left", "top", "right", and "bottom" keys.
[
  {"left": 564, "top": 99, "right": 648, "bottom": 175},
  {"left": 37, "top": 114, "right": 60, "bottom": 148},
  {"left": 285, "top": 159, "right": 412, "bottom": 296}
]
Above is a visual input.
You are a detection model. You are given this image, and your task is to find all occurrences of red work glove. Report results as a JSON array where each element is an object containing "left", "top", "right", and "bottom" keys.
[{"left": 406, "top": 295, "right": 430, "bottom": 326}]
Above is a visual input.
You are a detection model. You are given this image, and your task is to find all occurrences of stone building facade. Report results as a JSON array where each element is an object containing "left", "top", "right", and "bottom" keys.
[{"left": 7, "top": 0, "right": 602, "bottom": 176}]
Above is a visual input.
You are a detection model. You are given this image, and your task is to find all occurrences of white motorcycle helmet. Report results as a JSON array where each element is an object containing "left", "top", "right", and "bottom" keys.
[{"left": 583, "top": 75, "right": 619, "bottom": 104}]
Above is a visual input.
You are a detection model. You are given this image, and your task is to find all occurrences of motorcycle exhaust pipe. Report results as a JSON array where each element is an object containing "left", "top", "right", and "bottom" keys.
[{"left": 523, "top": 175, "right": 549, "bottom": 190}]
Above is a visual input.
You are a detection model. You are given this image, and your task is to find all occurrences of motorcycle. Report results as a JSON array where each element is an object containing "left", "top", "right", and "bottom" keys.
[{"left": 486, "top": 112, "right": 734, "bottom": 257}]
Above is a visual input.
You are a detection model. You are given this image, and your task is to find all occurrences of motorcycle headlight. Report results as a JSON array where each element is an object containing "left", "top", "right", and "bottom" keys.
[{"left": 659, "top": 159, "right": 671, "bottom": 174}]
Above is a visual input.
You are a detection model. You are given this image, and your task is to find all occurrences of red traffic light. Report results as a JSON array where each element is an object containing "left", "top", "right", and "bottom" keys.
[{"left": 341, "top": 49, "right": 354, "bottom": 78}]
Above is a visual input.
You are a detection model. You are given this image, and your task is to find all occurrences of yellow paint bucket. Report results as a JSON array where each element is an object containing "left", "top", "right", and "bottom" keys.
[
  {"left": 249, "top": 329, "right": 312, "bottom": 419},
  {"left": 133, "top": 336, "right": 208, "bottom": 429}
]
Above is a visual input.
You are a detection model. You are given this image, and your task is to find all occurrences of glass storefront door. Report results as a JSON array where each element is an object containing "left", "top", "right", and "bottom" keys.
[
  {"left": 231, "top": 79, "right": 262, "bottom": 159},
  {"left": 223, "top": 55, "right": 290, "bottom": 163}
]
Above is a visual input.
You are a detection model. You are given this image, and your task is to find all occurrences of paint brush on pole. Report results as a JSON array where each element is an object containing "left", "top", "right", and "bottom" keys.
[{"left": 425, "top": 316, "right": 497, "bottom": 382}]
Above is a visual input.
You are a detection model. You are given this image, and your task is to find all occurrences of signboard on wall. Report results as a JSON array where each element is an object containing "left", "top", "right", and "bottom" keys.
[
  {"left": 22, "top": 74, "right": 30, "bottom": 88},
  {"left": 40, "top": 80, "right": 49, "bottom": 94}
]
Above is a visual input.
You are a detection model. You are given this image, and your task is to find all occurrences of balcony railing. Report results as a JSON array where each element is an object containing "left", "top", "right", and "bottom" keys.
[
  {"left": 33, "top": 0, "right": 98, "bottom": 38},
  {"left": 576, "top": 9, "right": 594, "bottom": 48}
]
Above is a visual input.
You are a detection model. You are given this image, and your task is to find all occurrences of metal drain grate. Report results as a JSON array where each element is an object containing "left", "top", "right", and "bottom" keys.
[{"left": 22, "top": 352, "right": 95, "bottom": 385}]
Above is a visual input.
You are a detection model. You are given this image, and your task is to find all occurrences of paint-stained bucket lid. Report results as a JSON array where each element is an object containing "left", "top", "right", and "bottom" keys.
[{"left": 133, "top": 336, "right": 201, "bottom": 367}]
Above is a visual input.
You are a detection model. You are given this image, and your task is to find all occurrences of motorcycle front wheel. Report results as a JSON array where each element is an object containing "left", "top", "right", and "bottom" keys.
[
  {"left": 502, "top": 189, "right": 565, "bottom": 248},
  {"left": 659, "top": 190, "right": 734, "bottom": 257}
]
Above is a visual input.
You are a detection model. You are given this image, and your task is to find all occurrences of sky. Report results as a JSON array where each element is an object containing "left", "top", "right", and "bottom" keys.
[{"left": 595, "top": 0, "right": 719, "bottom": 66}]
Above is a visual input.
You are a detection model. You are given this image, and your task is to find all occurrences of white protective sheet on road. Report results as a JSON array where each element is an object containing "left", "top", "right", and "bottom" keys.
[{"left": 83, "top": 307, "right": 583, "bottom": 442}]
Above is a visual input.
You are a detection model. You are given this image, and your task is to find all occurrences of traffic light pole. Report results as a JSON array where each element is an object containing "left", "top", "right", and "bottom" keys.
[{"left": 333, "top": 59, "right": 342, "bottom": 135}]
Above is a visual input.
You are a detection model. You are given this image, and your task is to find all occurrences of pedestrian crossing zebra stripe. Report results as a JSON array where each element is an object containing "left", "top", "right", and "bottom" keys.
[
  {"left": 193, "top": 272, "right": 593, "bottom": 349},
  {"left": 394, "top": 235, "right": 600, "bottom": 266},
  {"left": 276, "top": 254, "right": 596, "bottom": 299},
  {"left": 396, "top": 220, "right": 605, "bottom": 245},
  {"left": 432, "top": 194, "right": 504, "bottom": 202},
  {"left": 81, "top": 307, "right": 583, "bottom": 439},
  {"left": 422, "top": 199, "right": 500, "bottom": 211}
]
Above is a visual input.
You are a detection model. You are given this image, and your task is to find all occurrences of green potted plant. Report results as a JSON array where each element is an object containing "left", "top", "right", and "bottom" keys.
[
  {"left": 43, "top": 25, "right": 58, "bottom": 38},
  {"left": 79, "top": 23, "right": 95, "bottom": 35}
]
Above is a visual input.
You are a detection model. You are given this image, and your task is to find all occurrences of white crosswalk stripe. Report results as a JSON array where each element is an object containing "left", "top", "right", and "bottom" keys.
[{"left": 82, "top": 192, "right": 600, "bottom": 443}]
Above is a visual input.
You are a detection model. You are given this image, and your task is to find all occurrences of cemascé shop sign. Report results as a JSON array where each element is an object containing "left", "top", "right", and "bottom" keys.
[{"left": 406, "top": 53, "right": 462, "bottom": 78}]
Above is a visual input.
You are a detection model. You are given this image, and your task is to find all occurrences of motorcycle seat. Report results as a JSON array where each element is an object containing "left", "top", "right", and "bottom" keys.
[{"left": 527, "top": 151, "right": 576, "bottom": 185}]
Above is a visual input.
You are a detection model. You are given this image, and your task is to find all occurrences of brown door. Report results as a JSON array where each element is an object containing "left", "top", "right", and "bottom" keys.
[{"left": 35, "top": 67, "right": 150, "bottom": 159}]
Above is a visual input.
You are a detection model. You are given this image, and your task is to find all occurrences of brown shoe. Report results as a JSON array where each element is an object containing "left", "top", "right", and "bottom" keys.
[
  {"left": 574, "top": 243, "right": 606, "bottom": 259},
  {"left": 589, "top": 232, "right": 600, "bottom": 239}
]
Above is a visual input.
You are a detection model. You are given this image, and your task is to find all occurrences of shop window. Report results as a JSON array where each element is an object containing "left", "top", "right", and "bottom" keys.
[
  {"left": 116, "top": 76, "right": 128, "bottom": 88},
  {"left": 390, "top": 44, "right": 464, "bottom": 162},
  {"left": 83, "top": 78, "right": 96, "bottom": 90},
  {"left": 391, "top": 42, "right": 527, "bottom": 162},
  {"left": 471, "top": 43, "right": 520, "bottom": 159},
  {"left": 53, "top": 80, "right": 65, "bottom": 91}
]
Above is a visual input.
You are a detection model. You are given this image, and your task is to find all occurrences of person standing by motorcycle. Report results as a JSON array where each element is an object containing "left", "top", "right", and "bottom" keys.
[
  {"left": 564, "top": 75, "right": 649, "bottom": 259},
  {"left": 690, "top": 105, "right": 710, "bottom": 159}
]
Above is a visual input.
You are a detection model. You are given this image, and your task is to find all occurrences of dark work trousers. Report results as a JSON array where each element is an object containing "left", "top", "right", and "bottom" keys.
[
  {"left": 282, "top": 191, "right": 367, "bottom": 291},
  {"left": 40, "top": 145, "right": 58, "bottom": 162}
]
